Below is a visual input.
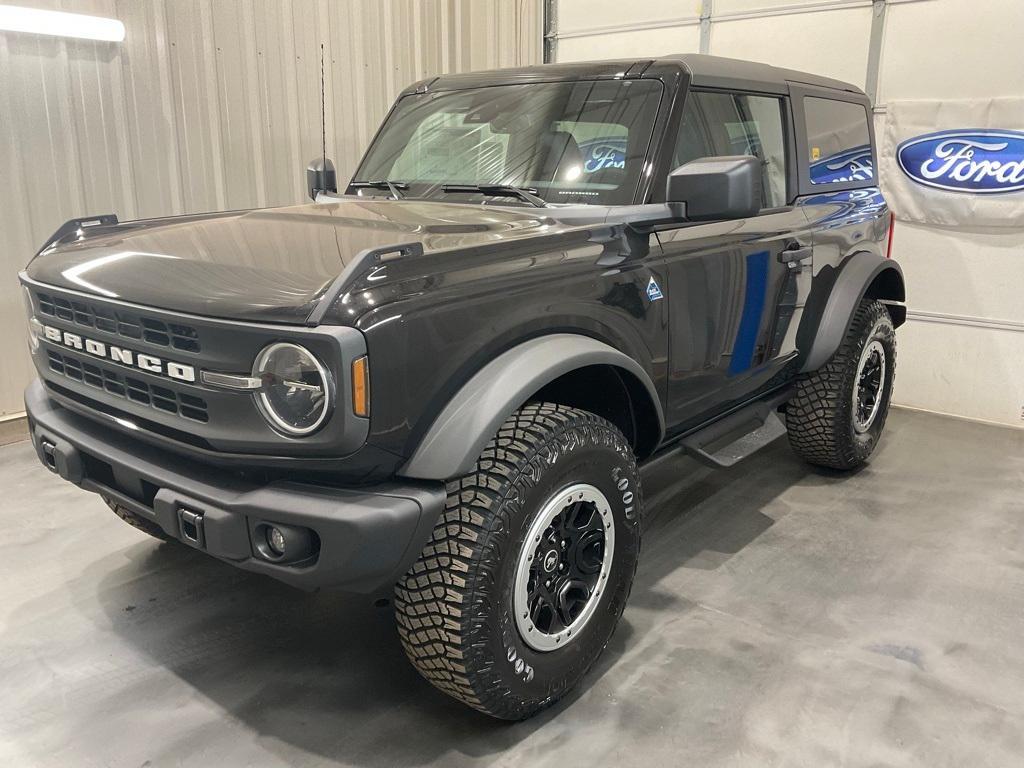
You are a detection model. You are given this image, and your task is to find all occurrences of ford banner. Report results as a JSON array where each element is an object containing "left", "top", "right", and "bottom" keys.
[
  {"left": 896, "top": 129, "right": 1024, "bottom": 194},
  {"left": 879, "top": 99, "right": 1024, "bottom": 228}
]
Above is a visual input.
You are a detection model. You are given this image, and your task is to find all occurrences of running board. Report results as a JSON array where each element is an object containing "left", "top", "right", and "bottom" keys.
[{"left": 680, "top": 390, "right": 792, "bottom": 469}]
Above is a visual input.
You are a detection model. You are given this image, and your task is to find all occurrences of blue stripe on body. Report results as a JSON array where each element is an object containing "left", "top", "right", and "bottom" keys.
[{"left": 728, "top": 250, "right": 770, "bottom": 376}]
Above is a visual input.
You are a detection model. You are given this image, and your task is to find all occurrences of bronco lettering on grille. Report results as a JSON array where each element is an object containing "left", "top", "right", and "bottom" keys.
[{"left": 42, "top": 325, "right": 196, "bottom": 383}]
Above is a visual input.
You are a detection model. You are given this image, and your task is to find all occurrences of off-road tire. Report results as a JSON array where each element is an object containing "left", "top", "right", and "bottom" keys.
[
  {"left": 393, "top": 402, "right": 642, "bottom": 720},
  {"left": 103, "top": 497, "right": 172, "bottom": 542},
  {"left": 786, "top": 299, "right": 896, "bottom": 469}
]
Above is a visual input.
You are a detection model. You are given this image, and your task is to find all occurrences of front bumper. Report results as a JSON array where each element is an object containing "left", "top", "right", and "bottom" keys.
[{"left": 25, "top": 379, "right": 445, "bottom": 593}]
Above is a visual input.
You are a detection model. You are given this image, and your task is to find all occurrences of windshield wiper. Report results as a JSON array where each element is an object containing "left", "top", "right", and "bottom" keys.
[
  {"left": 350, "top": 180, "right": 408, "bottom": 199},
  {"left": 441, "top": 184, "right": 547, "bottom": 208}
]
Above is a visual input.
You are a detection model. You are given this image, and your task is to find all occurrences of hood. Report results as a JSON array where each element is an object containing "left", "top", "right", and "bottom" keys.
[{"left": 25, "top": 198, "right": 570, "bottom": 324}]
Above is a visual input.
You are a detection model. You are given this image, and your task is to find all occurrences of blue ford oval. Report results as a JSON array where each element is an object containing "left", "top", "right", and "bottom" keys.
[{"left": 897, "top": 129, "right": 1024, "bottom": 194}]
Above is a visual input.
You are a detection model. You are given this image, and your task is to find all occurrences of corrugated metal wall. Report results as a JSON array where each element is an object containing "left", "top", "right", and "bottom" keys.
[{"left": 0, "top": 0, "right": 543, "bottom": 417}]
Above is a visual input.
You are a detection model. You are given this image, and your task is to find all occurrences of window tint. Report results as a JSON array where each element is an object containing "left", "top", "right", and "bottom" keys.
[
  {"left": 672, "top": 91, "right": 788, "bottom": 208},
  {"left": 803, "top": 97, "right": 873, "bottom": 185}
]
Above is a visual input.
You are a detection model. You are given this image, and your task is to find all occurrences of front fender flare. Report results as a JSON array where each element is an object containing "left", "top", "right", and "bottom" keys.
[
  {"left": 399, "top": 334, "right": 665, "bottom": 481},
  {"left": 800, "top": 252, "right": 905, "bottom": 373}
]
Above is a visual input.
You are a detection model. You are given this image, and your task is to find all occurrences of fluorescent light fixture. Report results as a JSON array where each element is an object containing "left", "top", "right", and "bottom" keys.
[{"left": 0, "top": 4, "right": 125, "bottom": 42}]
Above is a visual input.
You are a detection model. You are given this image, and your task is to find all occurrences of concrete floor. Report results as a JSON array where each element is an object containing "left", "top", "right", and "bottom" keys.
[{"left": 1, "top": 408, "right": 1023, "bottom": 768}]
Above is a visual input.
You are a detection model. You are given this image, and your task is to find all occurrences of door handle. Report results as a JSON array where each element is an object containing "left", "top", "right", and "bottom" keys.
[{"left": 778, "top": 246, "right": 812, "bottom": 266}]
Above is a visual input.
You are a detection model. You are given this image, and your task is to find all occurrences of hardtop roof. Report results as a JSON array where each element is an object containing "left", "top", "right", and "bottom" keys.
[{"left": 406, "top": 53, "right": 865, "bottom": 99}]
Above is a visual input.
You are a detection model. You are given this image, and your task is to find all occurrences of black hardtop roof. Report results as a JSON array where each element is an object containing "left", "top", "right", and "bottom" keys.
[{"left": 406, "top": 53, "right": 865, "bottom": 98}]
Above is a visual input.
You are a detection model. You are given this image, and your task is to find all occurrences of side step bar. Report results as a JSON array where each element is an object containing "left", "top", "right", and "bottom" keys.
[{"left": 680, "top": 389, "right": 793, "bottom": 469}]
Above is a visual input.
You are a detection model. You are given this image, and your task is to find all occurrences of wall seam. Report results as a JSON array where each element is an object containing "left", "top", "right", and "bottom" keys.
[
  {"left": 905, "top": 310, "right": 1024, "bottom": 334},
  {"left": 865, "top": 0, "right": 887, "bottom": 104},
  {"left": 700, "top": 0, "right": 713, "bottom": 54},
  {"left": 543, "top": 0, "right": 556, "bottom": 63}
]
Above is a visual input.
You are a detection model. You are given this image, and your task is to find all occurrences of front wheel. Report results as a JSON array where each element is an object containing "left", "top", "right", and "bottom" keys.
[
  {"left": 786, "top": 298, "right": 897, "bottom": 469},
  {"left": 393, "top": 403, "right": 642, "bottom": 720}
]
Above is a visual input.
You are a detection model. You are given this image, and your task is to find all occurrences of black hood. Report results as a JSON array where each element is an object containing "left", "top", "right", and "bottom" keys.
[{"left": 25, "top": 198, "right": 569, "bottom": 324}]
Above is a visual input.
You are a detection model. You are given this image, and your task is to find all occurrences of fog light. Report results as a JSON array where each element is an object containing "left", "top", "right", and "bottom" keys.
[
  {"left": 267, "top": 526, "right": 287, "bottom": 556},
  {"left": 253, "top": 521, "right": 317, "bottom": 565}
]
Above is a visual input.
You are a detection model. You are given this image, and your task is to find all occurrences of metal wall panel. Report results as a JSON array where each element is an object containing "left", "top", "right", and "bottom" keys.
[{"left": 0, "top": 0, "right": 543, "bottom": 416}]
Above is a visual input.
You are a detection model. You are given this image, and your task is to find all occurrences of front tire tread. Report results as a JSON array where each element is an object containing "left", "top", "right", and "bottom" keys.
[{"left": 394, "top": 402, "right": 633, "bottom": 720}]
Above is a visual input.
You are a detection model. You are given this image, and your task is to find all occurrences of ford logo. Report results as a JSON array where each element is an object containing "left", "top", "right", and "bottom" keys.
[
  {"left": 579, "top": 137, "right": 626, "bottom": 173},
  {"left": 896, "top": 129, "right": 1024, "bottom": 194},
  {"left": 809, "top": 145, "right": 874, "bottom": 185}
]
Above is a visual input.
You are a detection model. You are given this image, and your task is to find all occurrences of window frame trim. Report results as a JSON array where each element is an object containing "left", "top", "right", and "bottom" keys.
[{"left": 790, "top": 83, "right": 877, "bottom": 197}]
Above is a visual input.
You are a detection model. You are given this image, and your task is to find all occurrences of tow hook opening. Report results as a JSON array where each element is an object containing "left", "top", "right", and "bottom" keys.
[
  {"left": 178, "top": 508, "right": 205, "bottom": 548},
  {"left": 40, "top": 440, "right": 58, "bottom": 471}
]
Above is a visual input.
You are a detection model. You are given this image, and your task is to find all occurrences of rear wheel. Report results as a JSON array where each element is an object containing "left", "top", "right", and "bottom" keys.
[
  {"left": 786, "top": 299, "right": 896, "bottom": 469},
  {"left": 393, "top": 402, "right": 642, "bottom": 720}
]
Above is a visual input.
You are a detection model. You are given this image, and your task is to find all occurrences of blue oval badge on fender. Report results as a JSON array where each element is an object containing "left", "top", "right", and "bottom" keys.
[{"left": 896, "top": 129, "right": 1024, "bottom": 194}]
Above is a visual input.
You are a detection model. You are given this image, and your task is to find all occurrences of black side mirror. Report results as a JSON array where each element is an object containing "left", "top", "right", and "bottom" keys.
[
  {"left": 306, "top": 157, "right": 337, "bottom": 201},
  {"left": 666, "top": 155, "right": 762, "bottom": 221}
]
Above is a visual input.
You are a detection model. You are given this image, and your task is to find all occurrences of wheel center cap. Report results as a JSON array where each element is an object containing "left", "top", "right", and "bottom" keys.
[{"left": 542, "top": 549, "right": 560, "bottom": 572}]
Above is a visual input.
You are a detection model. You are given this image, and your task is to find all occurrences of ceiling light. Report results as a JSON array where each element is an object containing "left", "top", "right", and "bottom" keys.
[{"left": 0, "top": 5, "right": 125, "bottom": 42}]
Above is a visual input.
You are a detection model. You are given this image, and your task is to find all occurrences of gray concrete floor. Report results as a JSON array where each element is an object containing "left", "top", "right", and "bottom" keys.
[{"left": 1, "top": 408, "right": 1023, "bottom": 768}]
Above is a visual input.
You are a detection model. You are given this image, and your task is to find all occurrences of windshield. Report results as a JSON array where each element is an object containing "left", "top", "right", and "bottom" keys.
[{"left": 353, "top": 79, "right": 664, "bottom": 206}]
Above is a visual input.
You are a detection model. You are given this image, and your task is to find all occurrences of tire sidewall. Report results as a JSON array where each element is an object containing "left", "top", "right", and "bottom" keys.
[
  {"left": 480, "top": 420, "right": 641, "bottom": 708},
  {"left": 846, "top": 309, "right": 896, "bottom": 455}
]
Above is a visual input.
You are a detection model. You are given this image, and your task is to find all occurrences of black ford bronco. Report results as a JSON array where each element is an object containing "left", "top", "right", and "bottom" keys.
[{"left": 20, "top": 55, "right": 904, "bottom": 720}]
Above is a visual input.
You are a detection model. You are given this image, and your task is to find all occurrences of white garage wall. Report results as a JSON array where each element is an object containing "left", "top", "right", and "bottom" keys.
[
  {"left": 554, "top": 0, "right": 1024, "bottom": 428},
  {"left": 0, "top": 0, "right": 543, "bottom": 418},
  {"left": 876, "top": 0, "right": 1024, "bottom": 427},
  {"left": 555, "top": 0, "right": 702, "bottom": 62},
  {"left": 558, "top": 23, "right": 702, "bottom": 62},
  {"left": 710, "top": 6, "right": 873, "bottom": 88}
]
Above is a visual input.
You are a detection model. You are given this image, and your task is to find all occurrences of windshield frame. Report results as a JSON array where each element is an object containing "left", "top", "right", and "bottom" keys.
[{"left": 349, "top": 77, "right": 670, "bottom": 208}]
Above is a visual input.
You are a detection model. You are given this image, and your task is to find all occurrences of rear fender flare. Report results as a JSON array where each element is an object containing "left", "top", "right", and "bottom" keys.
[
  {"left": 399, "top": 334, "right": 665, "bottom": 481},
  {"left": 800, "top": 252, "right": 905, "bottom": 373}
]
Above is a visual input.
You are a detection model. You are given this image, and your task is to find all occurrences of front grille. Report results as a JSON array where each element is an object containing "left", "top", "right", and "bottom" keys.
[
  {"left": 36, "top": 291, "right": 201, "bottom": 353},
  {"left": 47, "top": 350, "right": 209, "bottom": 423}
]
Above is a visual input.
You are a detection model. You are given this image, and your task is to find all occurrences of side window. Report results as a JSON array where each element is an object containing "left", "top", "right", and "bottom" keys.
[
  {"left": 803, "top": 97, "right": 873, "bottom": 185},
  {"left": 672, "top": 91, "right": 788, "bottom": 208}
]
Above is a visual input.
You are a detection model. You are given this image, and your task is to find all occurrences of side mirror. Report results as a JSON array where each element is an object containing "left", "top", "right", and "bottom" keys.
[
  {"left": 306, "top": 157, "right": 337, "bottom": 201},
  {"left": 666, "top": 155, "right": 762, "bottom": 221}
]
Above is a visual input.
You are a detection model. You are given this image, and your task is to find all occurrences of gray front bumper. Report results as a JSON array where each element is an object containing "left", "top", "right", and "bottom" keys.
[{"left": 25, "top": 379, "right": 445, "bottom": 594}]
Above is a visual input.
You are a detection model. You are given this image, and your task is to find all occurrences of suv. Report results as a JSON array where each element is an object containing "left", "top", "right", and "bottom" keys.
[{"left": 19, "top": 55, "right": 904, "bottom": 720}]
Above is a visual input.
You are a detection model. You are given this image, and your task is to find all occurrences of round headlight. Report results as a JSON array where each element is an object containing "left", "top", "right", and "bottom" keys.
[
  {"left": 23, "top": 286, "right": 39, "bottom": 352},
  {"left": 253, "top": 342, "right": 332, "bottom": 436}
]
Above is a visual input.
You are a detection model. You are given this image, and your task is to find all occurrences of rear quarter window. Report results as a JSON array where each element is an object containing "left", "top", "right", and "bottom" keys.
[{"left": 804, "top": 97, "right": 874, "bottom": 186}]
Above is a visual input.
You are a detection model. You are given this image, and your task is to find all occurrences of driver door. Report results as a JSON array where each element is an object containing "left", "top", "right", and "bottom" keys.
[{"left": 658, "top": 89, "right": 811, "bottom": 434}]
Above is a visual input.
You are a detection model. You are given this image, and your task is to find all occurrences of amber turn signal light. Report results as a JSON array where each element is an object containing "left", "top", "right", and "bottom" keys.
[{"left": 351, "top": 356, "right": 369, "bottom": 417}]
